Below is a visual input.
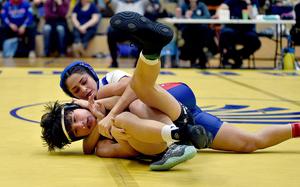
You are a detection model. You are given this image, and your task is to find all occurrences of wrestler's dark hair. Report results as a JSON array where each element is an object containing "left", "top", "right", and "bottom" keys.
[{"left": 40, "top": 101, "right": 83, "bottom": 151}]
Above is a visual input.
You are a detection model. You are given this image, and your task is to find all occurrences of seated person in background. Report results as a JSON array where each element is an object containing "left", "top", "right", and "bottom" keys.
[
  {"left": 290, "top": 2, "right": 300, "bottom": 45},
  {"left": 144, "top": 0, "right": 168, "bottom": 21},
  {"left": 96, "top": 0, "right": 114, "bottom": 17},
  {"left": 214, "top": 0, "right": 261, "bottom": 68},
  {"left": 176, "top": 0, "right": 218, "bottom": 69},
  {"left": 105, "top": 0, "right": 158, "bottom": 68},
  {"left": 71, "top": 0, "right": 100, "bottom": 57},
  {"left": 31, "top": 0, "right": 45, "bottom": 30},
  {"left": 0, "top": 3, "right": 3, "bottom": 56},
  {"left": 43, "top": 0, "right": 70, "bottom": 57},
  {"left": 1, "top": 0, "right": 36, "bottom": 57}
]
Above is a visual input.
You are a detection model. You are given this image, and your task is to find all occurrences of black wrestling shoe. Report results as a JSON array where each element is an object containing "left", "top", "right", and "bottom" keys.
[
  {"left": 173, "top": 103, "right": 195, "bottom": 128},
  {"left": 110, "top": 11, "right": 173, "bottom": 55},
  {"left": 186, "top": 125, "right": 213, "bottom": 149}
]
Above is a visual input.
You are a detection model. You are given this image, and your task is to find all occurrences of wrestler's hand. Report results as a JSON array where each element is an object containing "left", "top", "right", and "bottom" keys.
[
  {"left": 98, "top": 113, "right": 114, "bottom": 139},
  {"left": 72, "top": 95, "right": 106, "bottom": 120},
  {"left": 111, "top": 125, "right": 130, "bottom": 141},
  {"left": 87, "top": 94, "right": 106, "bottom": 120},
  {"left": 72, "top": 98, "right": 89, "bottom": 108}
]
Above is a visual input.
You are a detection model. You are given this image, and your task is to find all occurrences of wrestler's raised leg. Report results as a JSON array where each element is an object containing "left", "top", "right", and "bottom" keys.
[{"left": 110, "top": 11, "right": 211, "bottom": 149}]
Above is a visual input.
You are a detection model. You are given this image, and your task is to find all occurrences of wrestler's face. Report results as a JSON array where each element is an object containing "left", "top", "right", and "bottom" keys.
[
  {"left": 70, "top": 108, "right": 97, "bottom": 137},
  {"left": 66, "top": 73, "right": 98, "bottom": 100}
]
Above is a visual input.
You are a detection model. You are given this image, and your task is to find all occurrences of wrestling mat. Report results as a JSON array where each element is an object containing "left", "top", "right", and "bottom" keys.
[{"left": 0, "top": 67, "right": 299, "bottom": 187}]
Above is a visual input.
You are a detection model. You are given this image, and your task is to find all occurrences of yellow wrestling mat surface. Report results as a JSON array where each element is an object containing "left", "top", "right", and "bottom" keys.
[{"left": 1, "top": 67, "right": 300, "bottom": 187}]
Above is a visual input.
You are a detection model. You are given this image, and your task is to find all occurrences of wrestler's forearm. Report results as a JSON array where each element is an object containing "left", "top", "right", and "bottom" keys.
[
  {"left": 83, "top": 126, "right": 101, "bottom": 154},
  {"left": 108, "top": 84, "right": 137, "bottom": 117},
  {"left": 95, "top": 96, "right": 120, "bottom": 110},
  {"left": 97, "top": 77, "right": 131, "bottom": 99}
]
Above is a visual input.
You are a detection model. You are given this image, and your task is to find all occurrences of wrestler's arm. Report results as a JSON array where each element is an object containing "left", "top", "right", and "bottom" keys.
[
  {"left": 97, "top": 77, "right": 138, "bottom": 138},
  {"left": 95, "top": 139, "right": 139, "bottom": 158},
  {"left": 83, "top": 126, "right": 101, "bottom": 154},
  {"left": 81, "top": 96, "right": 121, "bottom": 154},
  {"left": 97, "top": 76, "right": 131, "bottom": 98},
  {"left": 106, "top": 82, "right": 137, "bottom": 119},
  {"left": 96, "top": 96, "right": 121, "bottom": 110},
  {"left": 74, "top": 96, "right": 120, "bottom": 111}
]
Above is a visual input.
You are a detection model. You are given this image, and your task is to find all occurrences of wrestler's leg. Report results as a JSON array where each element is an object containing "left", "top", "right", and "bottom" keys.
[
  {"left": 192, "top": 109, "right": 297, "bottom": 152},
  {"left": 95, "top": 138, "right": 140, "bottom": 158},
  {"left": 128, "top": 100, "right": 173, "bottom": 123},
  {"left": 131, "top": 50, "right": 182, "bottom": 121},
  {"left": 113, "top": 111, "right": 198, "bottom": 170},
  {"left": 110, "top": 11, "right": 210, "bottom": 150},
  {"left": 113, "top": 111, "right": 172, "bottom": 144},
  {"left": 127, "top": 139, "right": 166, "bottom": 155},
  {"left": 211, "top": 123, "right": 293, "bottom": 152},
  {"left": 111, "top": 125, "right": 167, "bottom": 155},
  {"left": 110, "top": 11, "right": 180, "bottom": 121}
]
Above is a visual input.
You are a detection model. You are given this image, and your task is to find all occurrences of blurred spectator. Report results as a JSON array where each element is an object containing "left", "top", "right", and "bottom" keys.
[
  {"left": 96, "top": 0, "right": 113, "bottom": 17},
  {"left": 68, "top": 0, "right": 76, "bottom": 12},
  {"left": 176, "top": 0, "right": 218, "bottom": 68},
  {"left": 0, "top": 0, "right": 5, "bottom": 56},
  {"left": 105, "top": 0, "right": 160, "bottom": 67},
  {"left": 31, "top": 0, "right": 45, "bottom": 26},
  {"left": 43, "top": 0, "right": 70, "bottom": 56},
  {"left": 1, "top": 0, "right": 36, "bottom": 57},
  {"left": 144, "top": 0, "right": 164, "bottom": 21},
  {"left": 0, "top": 0, "right": 4, "bottom": 13},
  {"left": 71, "top": 0, "right": 100, "bottom": 57},
  {"left": 290, "top": 2, "right": 300, "bottom": 45},
  {"left": 264, "top": 0, "right": 294, "bottom": 15},
  {"left": 215, "top": 0, "right": 261, "bottom": 68},
  {"left": 201, "top": 0, "right": 224, "bottom": 15}
]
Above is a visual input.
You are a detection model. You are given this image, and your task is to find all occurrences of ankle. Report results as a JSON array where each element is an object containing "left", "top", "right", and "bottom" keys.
[
  {"left": 142, "top": 49, "right": 161, "bottom": 60},
  {"left": 161, "top": 125, "right": 180, "bottom": 146},
  {"left": 140, "top": 52, "right": 160, "bottom": 65}
]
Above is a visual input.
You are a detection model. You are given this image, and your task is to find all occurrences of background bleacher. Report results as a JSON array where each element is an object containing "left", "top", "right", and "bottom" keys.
[{"left": 30, "top": 0, "right": 300, "bottom": 68}]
